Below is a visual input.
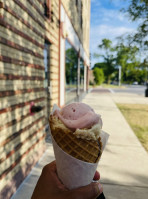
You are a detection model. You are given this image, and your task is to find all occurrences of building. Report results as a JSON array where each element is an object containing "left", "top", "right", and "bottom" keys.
[{"left": 0, "top": 0, "right": 91, "bottom": 198}]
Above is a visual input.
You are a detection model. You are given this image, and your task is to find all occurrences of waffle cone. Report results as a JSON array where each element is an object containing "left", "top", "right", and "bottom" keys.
[{"left": 49, "top": 115, "right": 102, "bottom": 163}]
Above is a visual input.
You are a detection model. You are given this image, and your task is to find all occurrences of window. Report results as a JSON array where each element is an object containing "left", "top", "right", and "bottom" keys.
[
  {"left": 75, "top": 0, "right": 78, "bottom": 7},
  {"left": 80, "top": 2, "right": 83, "bottom": 28},
  {"left": 43, "top": 41, "right": 51, "bottom": 123},
  {"left": 44, "top": 0, "right": 51, "bottom": 19},
  {"left": 43, "top": 42, "right": 50, "bottom": 89},
  {"left": 75, "top": 0, "right": 83, "bottom": 28},
  {"left": 80, "top": 58, "right": 84, "bottom": 92},
  {"left": 65, "top": 40, "right": 78, "bottom": 104}
]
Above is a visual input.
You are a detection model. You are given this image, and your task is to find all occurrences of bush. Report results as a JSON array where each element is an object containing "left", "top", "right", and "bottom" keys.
[
  {"left": 93, "top": 68, "right": 104, "bottom": 85},
  {"left": 89, "top": 80, "right": 95, "bottom": 86}
]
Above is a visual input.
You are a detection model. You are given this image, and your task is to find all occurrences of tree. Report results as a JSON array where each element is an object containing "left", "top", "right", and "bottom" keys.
[
  {"left": 115, "top": 43, "right": 140, "bottom": 82},
  {"left": 93, "top": 68, "right": 104, "bottom": 85},
  {"left": 122, "top": 0, "right": 148, "bottom": 48},
  {"left": 94, "top": 37, "right": 147, "bottom": 84},
  {"left": 94, "top": 39, "right": 116, "bottom": 83},
  {"left": 126, "top": 69, "right": 146, "bottom": 84},
  {"left": 65, "top": 48, "right": 78, "bottom": 84}
]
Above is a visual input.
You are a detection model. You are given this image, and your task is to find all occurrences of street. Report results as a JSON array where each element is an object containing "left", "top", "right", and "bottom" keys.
[{"left": 110, "top": 85, "right": 147, "bottom": 96}]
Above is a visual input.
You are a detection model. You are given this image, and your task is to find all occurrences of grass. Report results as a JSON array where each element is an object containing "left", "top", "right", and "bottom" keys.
[
  {"left": 89, "top": 83, "right": 125, "bottom": 89},
  {"left": 117, "top": 103, "right": 148, "bottom": 152}
]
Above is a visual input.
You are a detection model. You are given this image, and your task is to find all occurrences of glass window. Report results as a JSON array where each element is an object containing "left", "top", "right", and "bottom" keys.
[
  {"left": 43, "top": 41, "right": 50, "bottom": 124},
  {"left": 80, "top": 2, "right": 83, "bottom": 28},
  {"left": 65, "top": 40, "right": 78, "bottom": 104},
  {"left": 80, "top": 58, "right": 84, "bottom": 92},
  {"left": 75, "top": 0, "right": 78, "bottom": 7},
  {"left": 43, "top": 43, "right": 49, "bottom": 89},
  {"left": 44, "top": 0, "right": 51, "bottom": 20}
]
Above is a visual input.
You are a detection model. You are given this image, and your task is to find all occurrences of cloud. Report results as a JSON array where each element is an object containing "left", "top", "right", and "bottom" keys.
[
  {"left": 90, "top": 0, "right": 139, "bottom": 67},
  {"left": 109, "top": 0, "right": 129, "bottom": 8},
  {"left": 90, "top": 24, "right": 136, "bottom": 67},
  {"left": 93, "top": 24, "right": 135, "bottom": 38},
  {"left": 91, "top": 7, "right": 135, "bottom": 27},
  {"left": 90, "top": 25, "right": 135, "bottom": 50}
]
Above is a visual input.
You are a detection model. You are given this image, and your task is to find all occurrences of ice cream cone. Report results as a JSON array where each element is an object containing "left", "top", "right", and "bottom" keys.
[
  {"left": 49, "top": 103, "right": 109, "bottom": 189},
  {"left": 49, "top": 115, "right": 102, "bottom": 163}
]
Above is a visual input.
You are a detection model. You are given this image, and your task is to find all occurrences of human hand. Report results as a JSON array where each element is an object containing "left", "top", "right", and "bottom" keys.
[{"left": 31, "top": 161, "right": 103, "bottom": 199}]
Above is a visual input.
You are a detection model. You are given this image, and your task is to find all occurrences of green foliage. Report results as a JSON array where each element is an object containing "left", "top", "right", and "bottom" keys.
[
  {"left": 126, "top": 69, "right": 146, "bottom": 84},
  {"left": 66, "top": 48, "right": 78, "bottom": 84},
  {"left": 115, "top": 43, "right": 140, "bottom": 82},
  {"left": 94, "top": 62, "right": 117, "bottom": 83},
  {"left": 94, "top": 37, "right": 148, "bottom": 84},
  {"left": 93, "top": 68, "right": 104, "bottom": 85},
  {"left": 122, "top": 0, "right": 148, "bottom": 48},
  {"left": 89, "top": 80, "right": 95, "bottom": 86},
  {"left": 94, "top": 39, "right": 116, "bottom": 83},
  {"left": 98, "top": 39, "right": 112, "bottom": 50}
]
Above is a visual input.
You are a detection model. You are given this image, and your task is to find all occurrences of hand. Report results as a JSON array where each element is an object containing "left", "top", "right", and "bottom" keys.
[{"left": 31, "top": 161, "right": 103, "bottom": 199}]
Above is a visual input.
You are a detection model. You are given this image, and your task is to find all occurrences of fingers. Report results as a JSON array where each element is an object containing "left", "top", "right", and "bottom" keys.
[
  {"left": 42, "top": 161, "right": 67, "bottom": 190},
  {"left": 65, "top": 182, "right": 103, "bottom": 199},
  {"left": 93, "top": 170, "right": 100, "bottom": 181},
  {"left": 42, "top": 160, "right": 56, "bottom": 173}
]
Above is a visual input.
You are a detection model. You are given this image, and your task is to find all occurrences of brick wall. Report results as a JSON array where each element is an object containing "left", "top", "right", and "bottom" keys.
[{"left": 0, "top": 0, "right": 60, "bottom": 198}]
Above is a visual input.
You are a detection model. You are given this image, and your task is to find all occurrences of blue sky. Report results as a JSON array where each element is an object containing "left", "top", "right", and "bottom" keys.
[{"left": 90, "top": 0, "right": 139, "bottom": 67}]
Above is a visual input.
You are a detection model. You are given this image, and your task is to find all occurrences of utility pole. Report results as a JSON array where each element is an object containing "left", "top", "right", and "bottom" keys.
[{"left": 118, "top": 66, "right": 121, "bottom": 86}]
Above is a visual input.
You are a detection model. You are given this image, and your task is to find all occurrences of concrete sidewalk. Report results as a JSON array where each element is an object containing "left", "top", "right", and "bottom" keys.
[{"left": 11, "top": 91, "right": 148, "bottom": 199}]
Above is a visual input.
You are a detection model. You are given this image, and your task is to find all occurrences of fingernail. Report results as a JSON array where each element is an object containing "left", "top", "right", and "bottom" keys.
[{"left": 98, "top": 183, "right": 103, "bottom": 194}]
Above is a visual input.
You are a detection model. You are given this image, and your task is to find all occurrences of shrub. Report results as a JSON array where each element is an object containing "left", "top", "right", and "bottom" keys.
[{"left": 93, "top": 68, "right": 104, "bottom": 85}]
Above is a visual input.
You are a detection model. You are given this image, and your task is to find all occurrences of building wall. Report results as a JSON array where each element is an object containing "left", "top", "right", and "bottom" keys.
[
  {"left": 82, "top": 0, "right": 91, "bottom": 57},
  {"left": 0, "top": 0, "right": 59, "bottom": 198},
  {"left": 0, "top": 0, "right": 90, "bottom": 198},
  {"left": 61, "top": 0, "right": 83, "bottom": 42},
  {"left": 59, "top": 0, "right": 91, "bottom": 105},
  {"left": 61, "top": 0, "right": 91, "bottom": 58}
]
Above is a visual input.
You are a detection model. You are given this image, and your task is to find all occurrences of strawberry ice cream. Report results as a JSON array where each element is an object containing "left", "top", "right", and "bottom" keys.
[{"left": 53, "top": 102, "right": 103, "bottom": 141}]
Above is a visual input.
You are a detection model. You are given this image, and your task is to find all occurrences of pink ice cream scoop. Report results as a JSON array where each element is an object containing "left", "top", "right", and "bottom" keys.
[{"left": 54, "top": 102, "right": 102, "bottom": 131}]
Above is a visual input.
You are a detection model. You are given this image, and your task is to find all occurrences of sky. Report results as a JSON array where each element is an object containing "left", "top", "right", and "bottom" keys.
[{"left": 90, "top": 0, "right": 139, "bottom": 68}]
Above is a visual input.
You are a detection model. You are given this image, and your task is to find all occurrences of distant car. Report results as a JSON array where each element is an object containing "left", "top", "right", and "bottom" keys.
[
  {"left": 110, "top": 81, "right": 118, "bottom": 85},
  {"left": 133, "top": 81, "right": 138, "bottom": 85}
]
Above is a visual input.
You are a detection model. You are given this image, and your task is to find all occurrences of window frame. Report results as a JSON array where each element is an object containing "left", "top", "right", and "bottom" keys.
[
  {"left": 44, "top": 0, "right": 52, "bottom": 21},
  {"left": 65, "top": 39, "right": 78, "bottom": 104}
]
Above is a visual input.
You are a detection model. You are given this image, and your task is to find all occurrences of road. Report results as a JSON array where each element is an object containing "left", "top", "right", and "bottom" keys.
[{"left": 110, "top": 85, "right": 147, "bottom": 96}]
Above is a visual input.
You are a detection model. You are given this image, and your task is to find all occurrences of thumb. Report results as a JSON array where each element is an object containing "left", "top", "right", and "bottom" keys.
[{"left": 66, "top": 182, "right": 103, "bottom": 199}]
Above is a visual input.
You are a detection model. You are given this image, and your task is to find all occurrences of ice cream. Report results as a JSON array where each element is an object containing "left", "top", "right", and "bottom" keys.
[{"left": 49, "top": 102, "right": 103, "bottom": 163}]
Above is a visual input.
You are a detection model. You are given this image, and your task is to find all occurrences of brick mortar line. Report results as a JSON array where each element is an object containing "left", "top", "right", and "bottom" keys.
[
  {"left": 0, "top": 19, "right": 44, "bottom": 49},
  {"left": 0, "top": 133, "right": 45, "bottom": 180},
  {"left": 3, "top": 4, "right": 44, "bottom": 40},
  {"left": 0, "top": 125, "right": 45, "bottom": 164},
  {"left": 0, "top": 74, "right": 44, "bottom": 81},
  {"left": 0, "top": 88, "right": 45, "bottom": 97},
  {"left": 0, "top": 112, "right": 30, "bottom": 132},
  {"left": 13, "top": 0, "right": 45, "bottom": 29},
  {"left": 0, "top": 97, "right": 45, "bottom": 114},
  {"left": 0, "top": 115, "right": 45, "bottom": 147},
  {"left": 0, "top": 36, "right": 43, "bottom": 59},
  {"left": 0, "top": 55, "right": 44, "bottom": 70},
  {"left": 12, "top": 0, "right": 59, "bottom": 43}
]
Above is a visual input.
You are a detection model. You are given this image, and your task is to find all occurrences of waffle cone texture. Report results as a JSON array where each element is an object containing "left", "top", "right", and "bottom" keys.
[{"left": 49, "top": 115, "right": 102, "bottom": 163}]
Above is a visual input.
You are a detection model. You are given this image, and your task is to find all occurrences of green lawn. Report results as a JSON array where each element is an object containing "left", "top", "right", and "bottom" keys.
[
  {"left": 89, "top": 83, "right": 125, "bottom": 89},
  {"left": 117, "top": 103, "right": 148, "bottom": 152}
]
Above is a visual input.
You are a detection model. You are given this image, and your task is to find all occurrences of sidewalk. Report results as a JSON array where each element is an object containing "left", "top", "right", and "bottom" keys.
[{"left": 11, "top": 90, "right": 148, "bottom": 199}]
